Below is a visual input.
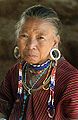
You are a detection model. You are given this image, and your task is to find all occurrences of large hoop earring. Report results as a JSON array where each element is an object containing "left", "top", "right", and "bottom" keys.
[
  {"left": 50, "top": 48, "right": 61, "bottom": 61},
  {"left": 14, "top": 46, "right": 20, "bottom": 59}
]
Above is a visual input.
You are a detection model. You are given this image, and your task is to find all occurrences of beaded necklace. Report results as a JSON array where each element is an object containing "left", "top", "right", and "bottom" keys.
[
  {"left": 17, "top": 59, "right": 56, "bottom": 119},
  {"left": 30, "top": 59, "right": 51, "bottom": 70},
  {"left": 47, "top": 60, "right": 57, "bottom": 118},
  {"left": 23, "top": 61, "right": 52, "bottom": 94}
]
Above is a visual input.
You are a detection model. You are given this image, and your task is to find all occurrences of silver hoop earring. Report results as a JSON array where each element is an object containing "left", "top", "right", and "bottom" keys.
[
  {"left": 14, "top": 46, "right": 20, "bottom": 59},
  {"left": 50, "top": 48, "right": 61, "bottom": 61}
]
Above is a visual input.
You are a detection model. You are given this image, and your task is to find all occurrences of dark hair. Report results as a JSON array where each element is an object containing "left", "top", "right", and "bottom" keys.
[{"left": 16, "top": 5, "right": 62, "bottom": 39}]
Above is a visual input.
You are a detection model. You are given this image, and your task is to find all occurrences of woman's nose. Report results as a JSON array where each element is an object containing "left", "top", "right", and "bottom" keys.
[{"left": 27, "top": 39, "right": 37, "bottom": 50}]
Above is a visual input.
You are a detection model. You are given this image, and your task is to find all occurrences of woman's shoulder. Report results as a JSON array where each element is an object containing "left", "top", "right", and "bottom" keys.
[
  {"left": 8, "top": 61, "right": 24, "bottom": 73},
  {"left": 56, "top": 57, "right": 78, "bottom": 80},
  {"left": 7, "top": 61, "right": 26, "bottom": 78},
  {"left": 7, "top": 62, "right": 19, "bottom": 75},
  {"left": 57, "top": 57, "right": 78, "bottom": 72}
]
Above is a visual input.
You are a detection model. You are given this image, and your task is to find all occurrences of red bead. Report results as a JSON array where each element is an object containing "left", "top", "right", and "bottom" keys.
[
  {"left": 18, "top": 83, "right": 22, "bottom": 87},
  {"left": 52, "top": 68, "right": 56, "bottom": 75},
  {"left": 19, "top": 63, "right": 22, "bottom": 69}
]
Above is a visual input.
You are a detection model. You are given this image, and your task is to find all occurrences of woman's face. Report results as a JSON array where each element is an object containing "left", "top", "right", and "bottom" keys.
[{"left": 17, "top": 17, "right": 60, "bottom": 64}]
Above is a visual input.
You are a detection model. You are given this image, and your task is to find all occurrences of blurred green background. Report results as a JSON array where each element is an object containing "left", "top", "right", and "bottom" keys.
[{"left": 0, "top": 0, "right": 78, "bottom": 82}]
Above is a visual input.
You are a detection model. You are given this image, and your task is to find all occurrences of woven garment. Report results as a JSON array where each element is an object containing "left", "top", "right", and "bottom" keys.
[{"left": 0, "top": 59, "right": 78, "bottom": 120}]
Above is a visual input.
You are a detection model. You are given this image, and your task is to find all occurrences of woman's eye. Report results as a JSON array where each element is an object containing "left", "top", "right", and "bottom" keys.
[
  {"left": 19, "top": 34, "right": 28, "bottom": 40},
  {"left": 38, "top": 36, "right": 45, "bottom": 41},
  {"left": 21, "top": 34, "right": 26, "bottom": 37}
]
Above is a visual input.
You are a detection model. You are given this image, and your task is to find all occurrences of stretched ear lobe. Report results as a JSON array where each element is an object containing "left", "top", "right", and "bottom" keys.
[
  {"left": 14, "top": 46, "right": 20, "bottom": 59},
  {"left": 50, "top": 48, "right": 61, "bottom": 61}
]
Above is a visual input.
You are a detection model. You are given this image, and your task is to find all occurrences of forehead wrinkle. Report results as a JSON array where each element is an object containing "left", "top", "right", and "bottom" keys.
[{"left": 20, "top": 17, "right": 56, "bottom": 37}]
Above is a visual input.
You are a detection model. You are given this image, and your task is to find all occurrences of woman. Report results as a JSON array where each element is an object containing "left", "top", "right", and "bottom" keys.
[{"left": 0, "top": 5, "right": 78, "bottom": 120}]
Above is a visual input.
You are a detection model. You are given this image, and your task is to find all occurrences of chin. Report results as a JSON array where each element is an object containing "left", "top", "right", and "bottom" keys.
[{"left": 24, "top": 58, "right": 40, "bottom": 65}]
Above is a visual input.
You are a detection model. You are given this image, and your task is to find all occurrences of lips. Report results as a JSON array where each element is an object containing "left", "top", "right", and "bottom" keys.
[
  {"left": 27, "top": 54, "right": 37, "bottom": 57},
  {"left": 24, "top": 52, "right": 37, "bottom": 57},
  {"left": 23, "top": 50, "right": 38, "bottom": 58}
]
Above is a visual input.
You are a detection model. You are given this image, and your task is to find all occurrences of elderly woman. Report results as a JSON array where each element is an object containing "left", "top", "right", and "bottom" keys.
[{"left": 0, "top": 5, "right": 78, "bottom": 120}]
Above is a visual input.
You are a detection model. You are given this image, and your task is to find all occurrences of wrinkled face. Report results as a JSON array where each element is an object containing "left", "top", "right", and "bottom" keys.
[{"left": 17, "top": 17, "right": 60, "bottom": 64}]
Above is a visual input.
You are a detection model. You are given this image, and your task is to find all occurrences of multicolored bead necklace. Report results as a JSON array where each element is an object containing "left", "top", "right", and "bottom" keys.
[
  {"left": 23, "top": 61, "right": 52, "bottom": 94},
  {"left": 47, "top": 60, "right": 57, "bottom": 118},
  {"left": 17, "top": 59, "right": 57, "bottom": 119}
]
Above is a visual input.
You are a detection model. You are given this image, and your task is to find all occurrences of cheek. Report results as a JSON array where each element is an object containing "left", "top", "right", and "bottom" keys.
[
  {"left": 39, "top": 46, "right": 50, "bottom": 58},
  {"left": 18, "top": 40, "right": 26, "bottom": 53},
  {"left": 40, "top": 42, "right": 54, "bottom": 59}
]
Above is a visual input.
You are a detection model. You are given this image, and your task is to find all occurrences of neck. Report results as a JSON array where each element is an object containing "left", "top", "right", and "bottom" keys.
[
  {"left": 28, "top": 59, "right": 52, "bottom": 71},
  {"left": 26, "top": 60, "right": 53, "bottom": 88}
]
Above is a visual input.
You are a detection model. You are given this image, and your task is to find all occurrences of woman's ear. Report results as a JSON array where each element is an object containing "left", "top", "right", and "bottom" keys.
[{"left": 53, "top": 35, "right": 60, "bottom": 48}]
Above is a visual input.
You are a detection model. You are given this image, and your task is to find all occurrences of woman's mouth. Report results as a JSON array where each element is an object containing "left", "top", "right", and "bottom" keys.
[
  {"left": 23, "top": 51, "right": 39, "bottom": 62},
  {"left": 27, "top": 54, "right": 38, "bottom": 58}
]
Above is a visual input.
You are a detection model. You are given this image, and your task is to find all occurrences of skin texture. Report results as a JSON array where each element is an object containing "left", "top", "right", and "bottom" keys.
[{"left": 17, "top": 17, "right": 60, "bottom": 64}]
